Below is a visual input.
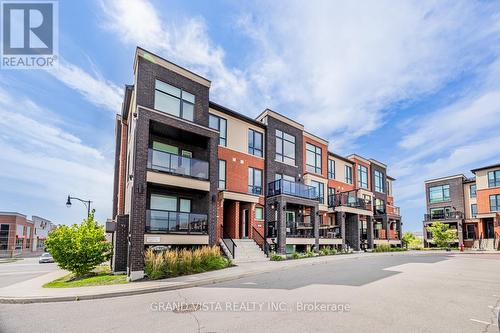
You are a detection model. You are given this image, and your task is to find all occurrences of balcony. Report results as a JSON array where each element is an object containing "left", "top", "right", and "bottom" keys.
[
  {"left": 267, "top": 179, "right": 319, "bottom": 201},
  {"left": 147, "top": 148, "right": 209, "bottom": 180},
  {"left": 248, "top": 185, "right": 263, "bottom": 196},
  {"left": 328, "top": 190, "right": 371, "bottom": 211},
  {"left": 423, "top": 211, "right": 464, "bottom": 222},
  {"left": 287, "top": 222, "right": 314, "bottom": 238},
  {"left": 319, "top": 225, "right": 341, "bottom": 239},
  {"left": 387, "top": 205, "right": 400, "bottom": 216},
  {"left": 146, "top": 209, "right": 208, "bottom": 234}
]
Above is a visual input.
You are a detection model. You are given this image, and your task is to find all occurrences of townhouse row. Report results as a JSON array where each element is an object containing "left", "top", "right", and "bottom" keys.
[
  {"left": 0, "top": 212, "right": 56, "bottom": 257},
  {"left": 423, "top": 164, "right": 500, "bottom": 250},
  {"left": 109, "top": 48, "right": 402, "bottom": 280}
]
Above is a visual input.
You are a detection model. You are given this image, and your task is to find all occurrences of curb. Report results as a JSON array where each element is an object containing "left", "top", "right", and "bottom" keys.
[{"left": 0, "top": 251, "right": 468, "bottom": 304}]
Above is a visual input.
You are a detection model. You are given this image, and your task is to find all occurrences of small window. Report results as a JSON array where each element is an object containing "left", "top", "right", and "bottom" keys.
[
  {"left": 470, "top": 184, "right": 476, "bottom": 198},
  {"left": 248, "top": 167, "right": 263, "bottom": 195},
  {"left": 255, "top": 207, "right": 264, "bottom": 220},
  {"left": 248, "top": 129, "right": 263, "bottom": 157},
  {"left": 328, "top": 159, "right": 335, "bottom": 179},
  {"left": 345, "top": 165, "right": 353, "bottom": 184},
  {"left": 218, "top": 160, "right": 226, "bottom": 190},
  {"left": 209, "top": 115, "right": 227, "bottom": 146},
  {"left": 471, "top": 204, "right": 477, "bottom": 218}
]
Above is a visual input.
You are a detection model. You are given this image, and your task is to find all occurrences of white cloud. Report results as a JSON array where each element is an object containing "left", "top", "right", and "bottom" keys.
[
  {"left": 0, "top": 87, "right": 113, "bottom": 224},
  {"left": 99, "top": 0, "right": 250, "bottom": 110},
  {"left": 49, "top": 61, "right": 124, "bottom": 113}
]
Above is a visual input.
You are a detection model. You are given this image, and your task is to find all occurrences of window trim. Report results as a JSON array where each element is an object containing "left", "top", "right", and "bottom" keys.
[
  {"left": 428, "top": 184, "right": 451, "bottom": 203},
  {"left": 218, "top": 160, "right": 226, "bottom": 190},
  {"left": 490, "top": 194, "right": 500, "bottom": 212},
  {"left": 488, "top": 170, "right": 500, "bottom": 188},
  {"left": 470, "top": 184, "right": 476, "bottom": 198},
  {"left": 310, "top": 180, "right": 325, "bottom": 204},
  {"left": 154, "top": 79, "right": 195, "bottom": 121},
  {"left": 345, "top": 165, "right": 353, "bottom": 184},
  {"left": 275, "top": 129, "right": 296, "bottom": 166},
  {"left": 471, "top": 203, "right": 477, "bottom": 218},
  {"left": 358, "top": 165, "right": 368, "bottom": 189},
  {"left": 374, "top": 170, "right": 385, "bottom": 193},
  {"left": 248, "top": 167, "right": 263, "bottom": 195},
  {"left": 255, "top": 207, "right": 264, "bottom": 220},
  {"left": 328, "top": 159, "right": 335, "bottom": 179},
  {"left": 209, "top": 114, "right": 227, "bottom": 146},
  {"left": 248, "top": 129, "right": 263, "bottom": 157}
]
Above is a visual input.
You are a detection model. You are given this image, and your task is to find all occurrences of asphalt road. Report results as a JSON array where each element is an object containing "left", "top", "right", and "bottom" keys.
[
  {"left": 0, "top": 257, "right": 59, "bottom": 288},
  {"left": 1, "top": 253, "right": 499, "bottom": 333}
]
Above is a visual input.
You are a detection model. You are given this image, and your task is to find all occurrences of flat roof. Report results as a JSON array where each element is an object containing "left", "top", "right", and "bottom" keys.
[
  {"left": 327, "top": 151, "right": 354, "bottom": 164},
  {"left": 471, "top": 163, "right": 500, "bottom": 174},
  {"left": 424, "top": 174, "right": 466, "bottom": 184},
  {"left": 0, "top": 211, "right": 26, "bottom": 218},
  {"left": 255, "top": 109, "right": 304, "bottom": 130},
  {"left": 209, "top": 101, "right": 265, "bottom": 128}
]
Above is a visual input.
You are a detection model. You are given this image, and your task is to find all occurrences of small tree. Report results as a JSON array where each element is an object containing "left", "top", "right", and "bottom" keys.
[
  {"left": 46, "top": 210, "right": 112, "bottom": 277},
  {"left": 402, "top": 232, "right": 417, "bottom": 249},
  {"left": 426, "top": 222, "right": 457, "bottom": 248}
]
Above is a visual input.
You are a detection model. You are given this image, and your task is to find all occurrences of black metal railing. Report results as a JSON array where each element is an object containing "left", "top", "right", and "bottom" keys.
[
  {"left": 248, "top": 185, "right": 263, "bottom": 195},
  {"left": 147, "top": 148, "right": 209, "bottom": 180},
  {"left": 328, "top": 190, "right": 371, "bottom": 211},
  {"left": 146, "top": 209, "right": 208, "bottom": 234},
  {"left": 423, "top": 211, "right": 464, "bottom": 221},
  {"left": 220, "top": 226, "right": 237, "bottom": 258},
  {"left": 319, "top": 225, "right": 341, "bottom": 239},
  {"left": 252, "top": 226, "right": 265, "bottom": 250},
  {"left": 267, "top": 179, "right": 319, "bottom": 201},
  {"left": 287, "top": 222, "right": 314, "bottom": 238}
]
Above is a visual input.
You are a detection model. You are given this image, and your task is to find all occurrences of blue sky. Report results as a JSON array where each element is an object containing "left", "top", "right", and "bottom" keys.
[{"left": 1, "top": 0, "right": 499, "bottom": 232}]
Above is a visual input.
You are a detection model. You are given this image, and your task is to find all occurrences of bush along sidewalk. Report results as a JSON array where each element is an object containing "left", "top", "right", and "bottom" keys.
[
  {"left": 270, "top": 246, "right": 353, "bottom": 261},
  {"left": 372, "top": 244, "right": 407, "bottom": 252},
  {"left": 144, "top": 246, "right": 231, "bottom": 280}
]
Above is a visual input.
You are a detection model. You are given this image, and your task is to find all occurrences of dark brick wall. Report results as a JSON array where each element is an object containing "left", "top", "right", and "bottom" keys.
[
  {"left": 345, "top": 213, "right": 360, "bottom": 251},
  {"left": 112, "top": 214, "right": 129, "bottom": 273},
  {"left": 136, "top": 57, "right": 210, "bottom": 127},
  {"left": 425, "top": 177, "right": 465, "bottom": 213}
]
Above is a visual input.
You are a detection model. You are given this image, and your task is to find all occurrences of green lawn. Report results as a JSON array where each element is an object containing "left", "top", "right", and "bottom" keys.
[{"left": 43, "top": 266, "right": 128, "bottom": 288}]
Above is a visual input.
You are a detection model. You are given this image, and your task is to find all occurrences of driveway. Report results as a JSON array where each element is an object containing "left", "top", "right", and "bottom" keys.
[
  {"left": 0, "top": 252, "right": 499, "bottom": 332},
  {"left": 0, "top": 257, "right": 59, "bottom": 288}
]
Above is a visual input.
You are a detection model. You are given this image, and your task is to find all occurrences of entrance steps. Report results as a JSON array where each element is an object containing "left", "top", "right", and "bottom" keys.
[
  {"left": 473, "top": 238, "right": 497, "bottom": 251},
  {"left": 232, "top": 239, "right": 268, "bottom": 264}
]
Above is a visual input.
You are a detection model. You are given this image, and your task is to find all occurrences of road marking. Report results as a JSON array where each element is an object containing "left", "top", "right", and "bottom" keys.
[
  {"left": 241, "top": 282, "right": 257, "bottom": 285},
  {"left": 470, "top": 319, "right": 498, "bottom": 326}
]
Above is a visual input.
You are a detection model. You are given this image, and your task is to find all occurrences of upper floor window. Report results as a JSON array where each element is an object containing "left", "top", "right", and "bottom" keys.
[
  {"left": 429, "top": 184, "right": 450, "bottom": 203},
  {"left": 218, "top": 160, "right": 226, "bottom": 190},
  {"left": 248, "top": 129, "right": 263, "bottom": 157},
  {"left": 154, "top": 80, "right": 194, "bottom": 121},
  {"left": 374, "top": 170, "right": 384, "bottom": 193},
  {"left": 328, "top": 159, "right": 335, "bottom": 179},
  {"left": 311, "top": 181, "right": 325, "bottom": 204},
  {"left": 488, "top": 170, "right": 500, "bottom": 188},
  {"left": 490, "top": 194, "right": 500, "bottom": 212},
  {"left": 345, "top": 165, "right": 353, "bottom": 184},
  {"left": 375, "top": 198, "right": 385, "bottom": 213},
  {"left": 209, "top": 114, "right": 227, "bottom": 146},
  {"left": 470, "top": 184, "right": 476, "bottom": 198},
  {"left": 248, "top": 167, "right": 263, "bottom": 195},
  {"left": 471, "top": 204, "right": 477, "bottom": 218},
  {"left": 358, "top": 165, "right": 368, "bottom": 189},
  {"left": 275, "top": 130, "right": 295, "bottom": 165},
  {"left": 386, "top": 180, "right": 391, "bottom": 195},
  {"left": 306, "top": 143, "right": 322, "bottom": 174}
]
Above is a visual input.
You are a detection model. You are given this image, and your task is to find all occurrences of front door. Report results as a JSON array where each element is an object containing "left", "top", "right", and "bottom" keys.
[
  {"left": 241, "top": 209, "right": 248, "bottom": 238},
  {"left": 485, "top": 219, "right": 494, "bottom": 238}
]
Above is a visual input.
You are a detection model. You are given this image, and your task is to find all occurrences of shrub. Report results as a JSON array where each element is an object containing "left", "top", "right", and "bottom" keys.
[
  {"left": 270, "top": 253, "right": 283, "bottom": 261},
  {"left": 144, "top": 246, "right": 229, "bottom": 280},
  {"left": 373, "top": 244, "right": 392, "bottom": 252},
  {"left": 329, "top": 248, "right": 338, "bottom": 255},
  {"left": 320, "top": 247, "right": 330, "bottom": 256},
  {"left": 305, "top": 250, "right": 315, "bottom": 257},
  {"left": 45, "top": 210, "right": 112, "bottom": 278},
  {"left": 291, "top": 252, "right": 301, "bottom": 259}
]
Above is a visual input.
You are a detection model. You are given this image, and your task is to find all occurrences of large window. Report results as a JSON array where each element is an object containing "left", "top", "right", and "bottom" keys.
[
  {"left": 358, "top": 165, "right": 368, "bottom": 189},
  {"left": 470, "top": 184, "right": 476, "bottom": 198},
  {"left": 429, "top": 185, "right": 450, "bottom": 203},
  {"left": 471, "top": 204, "right": 477, "bottom": 218},
  {"left": 328, "top": 159, "right": 335, "bottom": 179},
  {"left": 218, "top": 160, "right": 226, "bottom": 190},
  {"left": 150, "top": 194, "right": 177, "bottom": 211},
  {"left": 306, "top": 143, "right": 322, "bottom": 174},
  {"left": 248, "top": 129, "right": 263, "bottom": 157},
  {"left": 311, "top": 181, "right": 325, "bottom": 204},
  {"left": 374, "top": 170, "right": 384, "bottom": 193},
  {"left": 275, "top": 130, "right": 295, "bottom": 165},
  {"left": 154, "top": 80, "right": 194, "bottom": 121},
  {"left": 375, "top": 198, "right": 385, "bottom": 213},
  {"left": 248, "top": 167, "right": 263, "bottom": 195},
  {"left": 488, "top": 170, "right": 500, "bottom": 188},
  {"left": 209, "top": 115, "right": 227, "bottom": 146},
  {"left": 345, "top": 165, "right": 353, "bottom": 184},
  {"left": 490, "top": 194, "right": 500, "bottom": 212}
]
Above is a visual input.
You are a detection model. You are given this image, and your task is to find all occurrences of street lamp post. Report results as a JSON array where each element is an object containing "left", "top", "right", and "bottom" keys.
[{"left": 66, "top": 195, "right": 92, "bottom": 218}]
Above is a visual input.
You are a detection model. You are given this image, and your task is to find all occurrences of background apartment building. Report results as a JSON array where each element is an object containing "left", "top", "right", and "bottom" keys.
[
  {"left": 0, "top": 212, "right": 55, "bottom": 257},
  {"left": 423, "top": 163, "right": 500, "bottom": 250},
  {"left": 110, "top": 47, "right": 403, "bottom": 280}
]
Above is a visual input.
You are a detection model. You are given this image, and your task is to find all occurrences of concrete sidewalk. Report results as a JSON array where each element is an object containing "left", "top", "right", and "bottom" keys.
[{"left": 0, "top": 251, "right": 495, "bottom": 304}]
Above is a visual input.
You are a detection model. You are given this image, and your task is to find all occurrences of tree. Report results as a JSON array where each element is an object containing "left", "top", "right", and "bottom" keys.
[
  {"left": 402, "top": 232, "right": 417, "bottom": 249},
  {"left": 426, "top": 222, "right": 457, "bottom": 248},
  {"left": 45, "top": 210, "right": 112, "bottom": 277}
]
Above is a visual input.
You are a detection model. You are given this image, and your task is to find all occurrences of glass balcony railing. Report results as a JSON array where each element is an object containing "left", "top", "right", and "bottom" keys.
[
  {"left": 147, "top": 148, "right": 209, "bottom": 180},
  {"left": 146, "top": 209, "right": 208, "bottom": 234},
  {"left": 424, "top": 211, "right": 463, "bottom": 221},
  {"left": 328, "top": 190, "right": 371, "bottom": 211},
  {"left": 267, "top": 179, "right": 319, "bottom": 201}
]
